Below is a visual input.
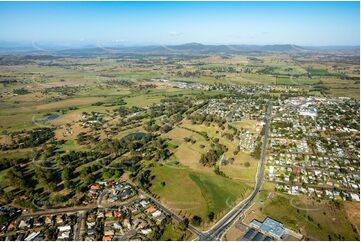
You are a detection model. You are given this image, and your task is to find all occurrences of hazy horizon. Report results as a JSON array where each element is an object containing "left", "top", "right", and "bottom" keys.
[
  {"left": 0, "top": 1, "right": 360, "bottom": 46},
  {"left": 0, "top": 40, "right": 360, "bottom": 49}
]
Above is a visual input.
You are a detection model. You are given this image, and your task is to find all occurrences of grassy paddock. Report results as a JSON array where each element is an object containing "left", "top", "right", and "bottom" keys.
[{"left": 150, "top": 165, "right": 250, "bottom": 228}]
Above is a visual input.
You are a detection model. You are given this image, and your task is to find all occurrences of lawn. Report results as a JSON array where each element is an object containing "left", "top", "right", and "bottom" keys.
[
  {"left": 124, "top": 95, "right": 164, "bottom": 107},
  {"left": 230, "top": 119, "right": 259, "bottom": 133},
  {"left": 276, "top": 77, "right": 320, "bottom": 85},
  {"left": 189, "top": 172, "right": 250, "bottom": 216},
  {"left": 150, "top": 166, "right": 207, "bottom": 219},
  {"left": 58, "top": 139, "right": 89, "bottom": 152},
  {"left": 117, "top": 70, "right": 163, "bottom": 80},
  {"left": 160, "top": 222, "right": 191, "bottom": 240},
  {"left": 220, "top": 151, "right": 258, "bottom": 186},
  {"left": 173, "top": 133, "right": 213, "bottom": 172},
  {"left": 178, "top": 120, "right": 259, "bottom": 185},
  {"left": 150, "top": 165, "right": 251, "bottom": 229},
  {"left": 306, "top": 68, "right": 331, "bottom": 76}
]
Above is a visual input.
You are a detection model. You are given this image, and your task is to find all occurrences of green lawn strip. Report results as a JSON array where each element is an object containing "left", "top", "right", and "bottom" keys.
[{"left": 189, "top": 171, "right": 250, "bottom": 217}]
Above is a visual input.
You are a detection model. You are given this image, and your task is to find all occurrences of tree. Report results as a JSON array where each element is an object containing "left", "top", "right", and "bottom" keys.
[
  {"left": 178, "top": 218, "right": 189, "bottom": 231},
  {"left": 199, "top": 149, "right": 223, "bottom": 167},
  {"left": 208, "top": 212, "right": 215, "bottom": 221},
  {"left": 6, "top": 167, "right": 30, "bottom": 191},
  {"left": 61, "top": 167, "right": 71, "bottom": 188},
  {"left": 0, "top": 213, "right": 10, "bottom": 226},
  {"left": 191, "top": 216, "right": 202, "bottom": 226}
]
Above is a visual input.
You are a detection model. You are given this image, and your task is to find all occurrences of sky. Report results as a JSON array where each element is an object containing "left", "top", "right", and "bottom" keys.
[{"left": 0, "top": 1, "right": 359, "bottom": 46}]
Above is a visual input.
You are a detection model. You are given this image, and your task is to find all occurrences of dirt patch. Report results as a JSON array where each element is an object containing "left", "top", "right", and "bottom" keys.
[
  {"left": 54, "top": 123, "right": 89, "bottom": 141},
  {"left": 162, "top": 126, "right": 194, "bottom": 141},
  {"left": 344, "top": 201, "right": 360, "bottom": 233}
]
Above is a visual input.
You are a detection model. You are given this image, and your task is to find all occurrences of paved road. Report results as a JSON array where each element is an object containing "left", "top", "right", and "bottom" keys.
[
  {"left": 20, "top": 198, "right": 138, "bottom": 219},
  {"left": 74, "top": 211, "right": 83, "bottom": 240},
  {"left": 200, "top": 102, "right": 272, "bottom": 240}
]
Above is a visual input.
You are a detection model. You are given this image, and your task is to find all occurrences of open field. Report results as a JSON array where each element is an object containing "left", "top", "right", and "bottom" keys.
[
  {"left": 230, "top": 119, "right": 259, "bottom": 133},
  {"left": 150, "top": 165, "right": 251, "bottom": 229},
  {"left": 276, "top": 77, "right": 320, "bottom": 85}
]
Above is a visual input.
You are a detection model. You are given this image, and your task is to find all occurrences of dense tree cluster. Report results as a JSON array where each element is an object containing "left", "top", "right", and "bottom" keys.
[
  {"left": 0, "top": 127, "right": 55, "bottom": 150},
  {"left": 199, "top": 148, "right": 223, "bottom": 167}
]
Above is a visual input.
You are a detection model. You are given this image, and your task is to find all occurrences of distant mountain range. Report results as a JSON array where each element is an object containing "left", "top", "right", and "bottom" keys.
[{"left": 0, "top": 41, "right": 359, "bottom": 55}]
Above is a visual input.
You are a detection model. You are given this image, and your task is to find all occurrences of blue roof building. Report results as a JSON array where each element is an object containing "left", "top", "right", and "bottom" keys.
[{"left": 249, "top": 217, "right": 285, "bottom": 239}]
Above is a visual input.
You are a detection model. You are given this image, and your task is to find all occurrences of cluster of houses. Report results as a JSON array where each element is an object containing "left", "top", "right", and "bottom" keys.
[
  {"left": 85, "top": 181, "right": 135, "bottom": 205},
  {"left": 0, "top": 207, "right": 22, "bottom": 232},
  {"left": 200, "top": 97, "right": 266, "bottom": 122},
  {"left": 169, "top": 81, "right": 210, "bottom": 90},
  {"left": 2, "top": 213, "right": 77, "bottom": 241},
  {"left": 239, "top": 130, "right": 258, "bottom": 152},
  {"left": 156, "top": 79, "right": 303, "bottom": 98},
  {"left": 1, "top": 196, "right": 173, "bottom": 241},
  {"left": 268, "top": 96, "right": 360, "bottom": 201},
  {"left": 83, "top": 199, "right": 169, "bottom": 241},
  {"left": 81, "top": 112, "right": 104, "bottom": 127}
]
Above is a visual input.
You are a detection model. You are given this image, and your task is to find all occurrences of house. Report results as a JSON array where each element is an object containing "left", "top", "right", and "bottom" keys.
[
  {"left": 97, "top": 212, "right": 104, "bottom": 218},
  {"left": 102, "top": 235, "right": 113, "bottom": 241},
  {"left": 156, "top": 213, "right": 166, "bottom": 223},
  {"left": 58, "top": 225, "right": 71, "bottom": 232},
  {"left": 58, "top": 231, "right": 70, "bottom": 240},
  {"left": 120, "top": 188, "right": 133, "bottom": 200},
  {"left": 16, "top": 233, "right": 25, "bottom": 241},
  {"left": 122, "top": 219, "right": 131, "bottom": 230},
  {"left": 140, "top": 200, "right": 150, "bottom": 208},
  {"left": 85, "top": 235, "right": 96, "bottom": 241},
  {"left": 90, "top": 184, "right": 101, "bottom": 190},
  {"left": 151, "top": 210, "right": 162, "bottom": 218},
  {"left": 104, "top": 230, "right": 114, "bottom": 236},
  {"left": 56, "top": 215, "right": 64, "bottom": 224},
  {"left": 113, "top": 211, "right": 122, "bottom": 218},
  {"left": 24, "top": 232, "right": 41, "bottom": 241},
  {"left": 133, "top": 218, "right": 147, "bottom": 229},
  {"left": 33, "top": 217, "right": 44, "bottom": 227},
  {"left": 133, "top": 218, "right": 142, "bottom": 228},
  {"left": 18, "top": 220, "right": 31, "bottom": 229},
  {"left": 114, "top": 184, "right": 123, "bottom": 189},
  {"left": 105, "top": 211, "right": 113, "bottom": 218},
  {"left": 145, "top": 206, "right": 156, "bottom": 214},
  {"left": 113, "top": 222, "right": 122, "bottom": 229},
  {"left": 87, "top": 221, "right": 96, "bottom": 229},
  {"left": 141, "top": 228, "right": 152, "bottom": 235}
]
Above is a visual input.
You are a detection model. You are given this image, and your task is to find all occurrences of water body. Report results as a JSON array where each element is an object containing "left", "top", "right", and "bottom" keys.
[
  {"left": 33, "top": 114, "right": 60, "bottom": 123},
  {"left": 123, "top": 132, "right": 146, "bottom": 140}
]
